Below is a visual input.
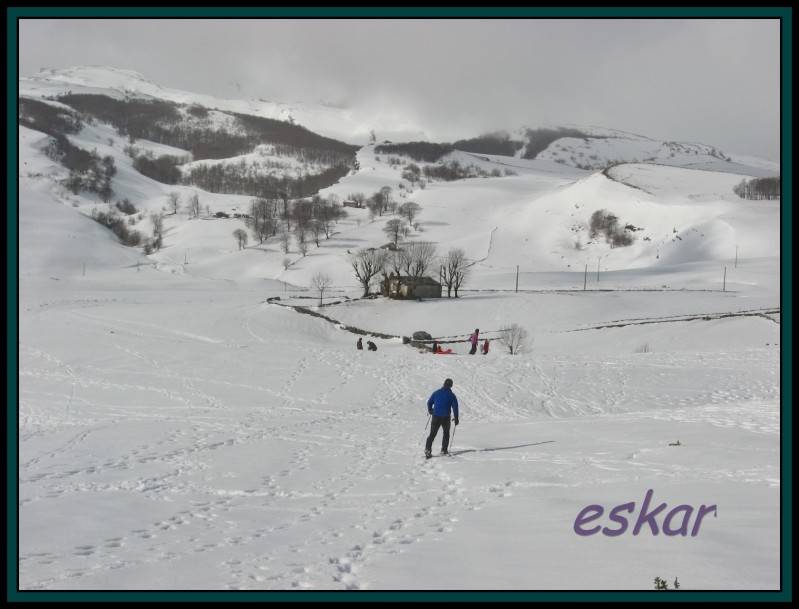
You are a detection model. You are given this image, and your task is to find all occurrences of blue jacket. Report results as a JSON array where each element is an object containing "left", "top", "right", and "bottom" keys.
[{"left": 427, "top": 387, "right": 459, "bottom": 418}]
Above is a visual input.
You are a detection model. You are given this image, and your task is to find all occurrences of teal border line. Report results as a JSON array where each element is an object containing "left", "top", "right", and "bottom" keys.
[
  {"left": 779, "top": 10, "right": 793, "bottom": 604},
  {"left": 7, "top": 5, "right": 792, "bottom": 604},
  {"left": 7, "top": 3, "right": 20, "bottom": 602},
  {"left": 4, "top": 6, "right": 794, "bottom": 18}
]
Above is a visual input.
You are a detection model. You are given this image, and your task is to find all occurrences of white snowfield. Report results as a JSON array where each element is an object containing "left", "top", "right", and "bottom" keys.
[{"left": 17, "top": 74, "right": 781, "bottom": 590}]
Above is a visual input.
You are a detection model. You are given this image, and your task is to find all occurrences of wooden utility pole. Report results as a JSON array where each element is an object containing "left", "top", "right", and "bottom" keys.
[
  {"left": 596, "top": 257, "right": 600, "bottom": 282},
  {"left": 584, "top": 264, "right": 588, "bottom": 290},
  {"left": 515, "top": 265, "right": 519, "bottom": 293},
  {"left": 723, "top": 266, "right": 727, "bottom": 292}
]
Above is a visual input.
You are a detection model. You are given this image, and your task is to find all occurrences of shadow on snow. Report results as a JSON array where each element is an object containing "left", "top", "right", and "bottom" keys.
[{"left": 450, "top": 440, "right": 555, "bottom": 456}]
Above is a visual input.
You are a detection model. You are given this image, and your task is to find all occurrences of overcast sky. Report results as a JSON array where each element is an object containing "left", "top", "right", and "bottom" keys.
[{"left": 19, "top": 19, "right": 780, "bottom": 160}]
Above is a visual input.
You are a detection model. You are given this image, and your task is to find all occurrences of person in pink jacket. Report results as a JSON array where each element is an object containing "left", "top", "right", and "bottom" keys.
[{"left": 468, "top": 328, "right": 480, "bottom": 355}]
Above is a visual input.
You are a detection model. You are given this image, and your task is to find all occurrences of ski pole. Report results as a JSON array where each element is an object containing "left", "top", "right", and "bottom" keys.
[
  {"left": 450, "top": 420, "right": 457, "bottom": 453},
  {"left": 422, "top": 413, "right": 431, "bottom": 445}
]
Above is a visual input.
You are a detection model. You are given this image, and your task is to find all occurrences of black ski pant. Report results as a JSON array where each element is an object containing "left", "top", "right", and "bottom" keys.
[{"left": 426, "top": 415, "right": 451, "bottom": 453}]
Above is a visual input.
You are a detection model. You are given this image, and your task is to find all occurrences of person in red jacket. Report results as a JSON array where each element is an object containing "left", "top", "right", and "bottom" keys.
[{"left": 482, "top": 338, "right": 489, "bottom": 355}]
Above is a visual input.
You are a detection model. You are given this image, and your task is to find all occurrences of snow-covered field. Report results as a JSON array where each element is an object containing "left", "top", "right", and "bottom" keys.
[{"left": 16, "top": 72, "right": 782, "bottom": 590}]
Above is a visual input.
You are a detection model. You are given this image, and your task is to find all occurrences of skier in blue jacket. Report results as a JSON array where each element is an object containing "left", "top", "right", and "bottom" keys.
[{"left": 425, "top": 378, "right": 459, "bottom": 458}]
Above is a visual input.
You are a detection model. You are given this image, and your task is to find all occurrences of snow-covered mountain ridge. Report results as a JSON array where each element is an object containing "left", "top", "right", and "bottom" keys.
[{"left": 22, "top": 65, "right": 779, "bottom": 178}]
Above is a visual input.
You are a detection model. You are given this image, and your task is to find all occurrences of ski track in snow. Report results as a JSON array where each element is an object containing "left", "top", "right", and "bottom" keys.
[
  {"left": 18, "top": 291, "right": 779, "bottom": 589},
  {"left": 16, "top": 81, "right": 781, "bottom": 589}
]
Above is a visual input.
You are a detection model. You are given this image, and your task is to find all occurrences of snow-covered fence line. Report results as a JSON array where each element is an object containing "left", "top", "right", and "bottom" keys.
[
  {"left": 460, "top": 287, "right": 736, "bottom": 294},
  {"left": 602, "top": 164, "right": 655, "bottom": 195},
  {"left": 266, "top": 296, "right": 402, "bottom": 340},
  {"left": 565, "top": 307, "right": 780, "bottom": 332}
]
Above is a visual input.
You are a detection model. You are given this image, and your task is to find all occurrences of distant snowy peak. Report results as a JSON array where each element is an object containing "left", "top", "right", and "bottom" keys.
[
  {"left": 20, "top": 65, "right": 426, "bottom": 146},
  {"left": 20, "top": 66, "right": 778, "bottom": 176},
  {"left": 29, "top": 65, "right": 160, "bottom": 94},
  {"left": 451, "top": 125, "right": 777, "bottom": 177}
]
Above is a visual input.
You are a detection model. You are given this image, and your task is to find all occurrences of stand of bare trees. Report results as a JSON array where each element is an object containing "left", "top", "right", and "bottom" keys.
[
  {"left": 733, "top": 176, "right": 780, "bottom": 200},
  {"left": 440, "top": 248, "right": 469, "bottom": 297},
  {"left": 350, "top": 248, "right": 389, "bottom": 297},
  {"left": 240, "top": 194, "right": 346, "bottom": 254},
  {"left": 247, "top": 197, "right": 279, "bottom": 244}
]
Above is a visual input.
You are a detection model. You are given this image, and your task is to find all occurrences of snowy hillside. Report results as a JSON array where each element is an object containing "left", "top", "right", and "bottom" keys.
[
  {"left": 17, "top": 69, "right": 781, "bottom": 590},
  {"left": 21, "top": 66, "right": 427, "bottom": 145},
  {"left": 454, "top": 126, "right": 780, "bottom": 178},
  {"left": 179, "top": 144, "right": 333, "bottom": 182}
]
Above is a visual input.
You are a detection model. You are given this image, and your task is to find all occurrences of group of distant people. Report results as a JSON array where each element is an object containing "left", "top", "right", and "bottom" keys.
[
  {"left": 432, "top": 328, "right": 489, "bottom": 355},
  {"left": 356, "top": 337, "right": 378, "bottom": 351},
  {"left": 355, "top": 328, "right": 489, "bottom": 355}
]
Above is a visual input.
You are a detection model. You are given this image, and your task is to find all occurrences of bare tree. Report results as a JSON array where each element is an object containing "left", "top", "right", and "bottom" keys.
[
  {"left": 310, "top": 219, "right": 323, "bottom": 247},
  {"left": 350, "top": 192, "right": 366, "bottom": 208},
  {"left": 401, "top": 163, "right": 421, "bottom": 185},
  {"left": 233, "top": 228, "right": 248, "bottom": 250},
  {"left": 187, "top": 192, "right": 201, "bottom": 218},
  {"left": 318, "top": 203, "right": 346, "bottom": 238},
  {"left": 396, "top": 245, "right": 412, "bottom": 277},
  {"left": 167, "top": 192, "right": 180, "bottom": 215},
  {"left": 383, "top": 218, "right": 406, "bottom": 247},
  {"left": 499, "top": 323, "right": 529, "bottom": 355},
  {"left": 398, "top": 201, "right": 421, "bottom": 224},
  {"left": 366, "top": 195, "right": 382, "bottom": 220},
  {"left": 440, "top": 248, "right": 469, "bottom": 297},
  {"left": 279, "top": 187, "right": 292, "bottom": 229},
  {"left": 292, "top": 199, "right": 314, "bottom": 233},
  {"left": 311, "top": 272, "right": 333, "bottom": 306},
  {"left": 295, "top": 226, "right": 308, "bottom": 257},
  {"left": 403, "top": 241, "right": 437, "bottom": 278},
  {"left": 380, "top": 247, "right": 406, "bottom": 293},
  {"left": 350, "top": 248, "right": 388, "bottom": 297},
  {"left": 386, "top": 249, "right": 404, "bottom": 278},
  {"left": 248, "top": 198, "right": 275, "bottom": 244},
  {"left": 150, "top": 212, "right": 164, "bottom": 250},
  {"left": 279, "top": 230, "right": 291, "bottom": 254},
  {"left": 99, "top": 180, "right": 114, "bottom": 205},
  {"left": 379, "top": 186, "right": 393, "bottom": 215}
]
